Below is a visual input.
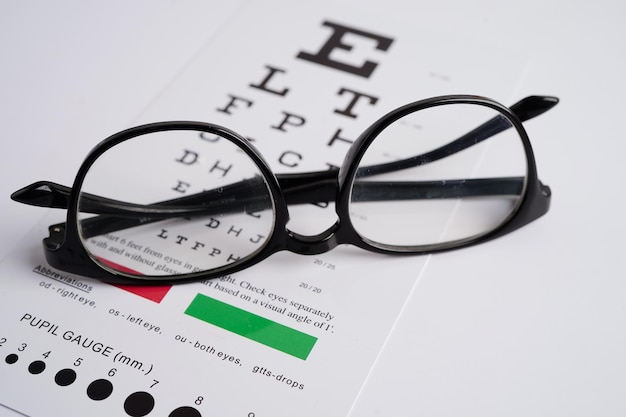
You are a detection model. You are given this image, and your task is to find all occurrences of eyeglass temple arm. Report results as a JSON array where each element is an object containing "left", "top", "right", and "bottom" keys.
[
  {"left": 10, "top": 179, "right": 282, "bottom": 240},
  {"left": 10, "top": 172, "right": 523, "bottom": 218},
  {"left": 357, "top": 95, "right": 559, "bottom": 178},
  {"left": 12, "top": 176, "right": 524, "bottom": 242},
  {"left": 11, "top": 182, "right": 73, "bottom": 210},
  {"left": 510, "top": 95, "right": 559, "bottom": 122},
  {"left": 12, "top": 174, "right": 524, "bottom": 243},
  {"left": 273, "top": 95, "right": 558, "bottom": 201}
]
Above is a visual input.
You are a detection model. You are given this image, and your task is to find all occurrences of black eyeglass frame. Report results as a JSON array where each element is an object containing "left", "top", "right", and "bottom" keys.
[{"left": 12, "top": 95, "right": 556, "bottom": 284}]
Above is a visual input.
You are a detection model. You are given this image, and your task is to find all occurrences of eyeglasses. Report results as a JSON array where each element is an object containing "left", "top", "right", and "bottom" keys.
[{"left": 12, "top": 95, "right": 558, "bottom": 284}]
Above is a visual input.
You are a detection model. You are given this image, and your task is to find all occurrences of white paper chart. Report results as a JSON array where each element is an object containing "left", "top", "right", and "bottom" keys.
[{"left": 0, "top": 2, "right": 526, "bottom": 416}]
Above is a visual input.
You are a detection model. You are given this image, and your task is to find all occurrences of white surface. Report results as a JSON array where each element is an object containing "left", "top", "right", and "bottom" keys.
[{"left": 1, "top": 1, "right": 625, "bottom": 416}]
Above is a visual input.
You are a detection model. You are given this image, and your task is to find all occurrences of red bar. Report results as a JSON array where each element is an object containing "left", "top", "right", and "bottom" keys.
[{"left": 98, "top": 257, "right": 172, "bottom": 303}]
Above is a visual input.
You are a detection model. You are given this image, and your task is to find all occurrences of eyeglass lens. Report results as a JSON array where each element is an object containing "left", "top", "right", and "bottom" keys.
[
  {"left": 77, "top": 130, "right": 276, "bottom": 277},
  {"left": 349, "top": 102, "right": 527, "bottom": 248}
]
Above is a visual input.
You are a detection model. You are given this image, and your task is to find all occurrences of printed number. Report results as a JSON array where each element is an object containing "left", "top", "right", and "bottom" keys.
[
  {"left": 299, "top": 282, "right": 322, "bottom": 293},
  {"left": 74, "top": 358, "right": 83, "bottom": 367},
  {"left": 195, "top": 396, "right": 204, "bottom": 405},
  {"left": 312, "top": 258, "right": 335, "bottom": 271},
  {"left": 42, "top": 351, "right": 51, "bottom": 359},
  {"left": 108, "top": 368, "right": 117, "bottom": 377},
  {"left": 0, "top": 337, "right": 6, "bottom": 347},
  {"left": 17, "top": 343, "right": 27, "bottom": 352}
]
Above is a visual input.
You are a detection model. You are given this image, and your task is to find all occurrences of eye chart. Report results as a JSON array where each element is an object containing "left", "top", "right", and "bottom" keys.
[{"left": 0, "top": 2, "right": 526, "bottom": 416}]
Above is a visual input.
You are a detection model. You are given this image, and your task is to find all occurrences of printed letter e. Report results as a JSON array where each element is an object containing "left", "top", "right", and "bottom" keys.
[{"left": 297, "top": 21, "right": 393, "bottom": 78}]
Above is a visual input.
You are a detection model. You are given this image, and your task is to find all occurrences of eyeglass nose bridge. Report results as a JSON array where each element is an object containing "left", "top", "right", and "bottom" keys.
[{"left": 284, "top": 222, "right": 341, "bottom": 255}]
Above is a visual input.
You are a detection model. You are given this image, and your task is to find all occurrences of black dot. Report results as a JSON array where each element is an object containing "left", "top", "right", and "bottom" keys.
[
  {"left": 124, "top": 391, "right": 155, "bottom": 417},
  {"left": 169, "top": 406, "right": 202, "bottom": 417},
  {"left": 55, "top": 368, "right": 77, "bottom": 386},
  {"left": 87, "top": 378, "right": 114, "bottom": 401},
  {"left": 28, "top": 360, "right": 46, "bottom": 374},
  {"left": 5, "top": 354, "right": 18, "bottom": 364}
]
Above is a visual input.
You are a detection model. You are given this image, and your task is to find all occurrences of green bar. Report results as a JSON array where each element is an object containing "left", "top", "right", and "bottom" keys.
[{"left": 184, "top": 293, "right": 317, "bottom": 360}]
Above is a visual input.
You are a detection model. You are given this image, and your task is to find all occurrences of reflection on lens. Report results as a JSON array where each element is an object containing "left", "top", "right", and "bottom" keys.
[
  {"left": 77, "top": 129, "right": 275, "bottom": 278},
  {"left": 349, "top": 103, "right": 527, "bottom": 249}
]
